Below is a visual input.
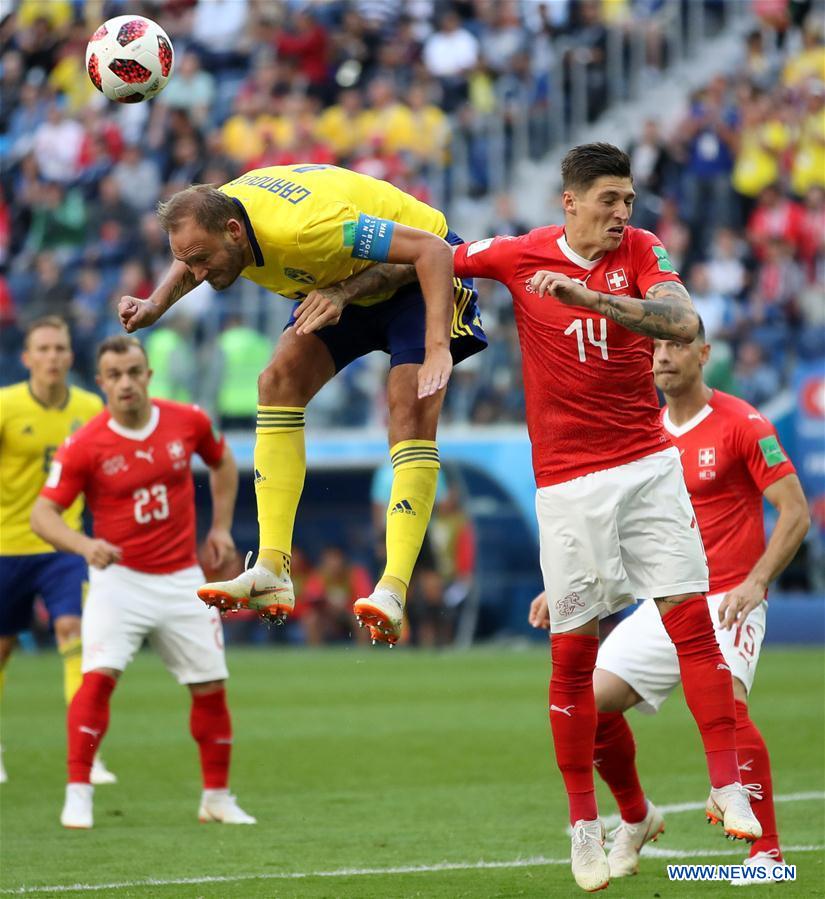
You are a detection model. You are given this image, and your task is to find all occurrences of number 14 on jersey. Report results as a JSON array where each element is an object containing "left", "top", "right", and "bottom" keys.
[{"left": 564, "top": 317, "right": 609, "bottom": 363}]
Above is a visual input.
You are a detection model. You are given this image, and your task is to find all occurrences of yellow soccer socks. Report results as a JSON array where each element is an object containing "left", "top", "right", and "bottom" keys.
[
  {"left": 380, "top": 440, "right": 440, "bottom": 601},
  {"left": 255, "top": 406, "right": 306, "bottom": 575},
  {"left": 59, "top": 636, "right": 83, "bottom": 705}
]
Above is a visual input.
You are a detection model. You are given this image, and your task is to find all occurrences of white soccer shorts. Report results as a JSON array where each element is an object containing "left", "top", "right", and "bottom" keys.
[
  {"left": 82, "top": 563, "right": 229, "bottom": 684},
  {"left": 596, "top": 592, "right": 766, "bottom": 712},
  {"left": 536, "top": 447, "right": 709, "bottom": 634}
]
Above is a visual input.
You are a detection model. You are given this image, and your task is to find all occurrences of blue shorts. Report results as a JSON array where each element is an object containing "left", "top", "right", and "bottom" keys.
[
  {"left": 286, "top": 230, "right": 487, "bottom": 372},
  {"left": 0, "top": 553, "right": 87, "bottom": 636}
]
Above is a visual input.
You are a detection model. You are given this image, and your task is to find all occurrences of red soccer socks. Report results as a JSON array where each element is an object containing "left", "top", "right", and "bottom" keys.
[
  {"left": 67, "top": 672, "right": 116, "bottom": 783},
  {"left": 190, "top": 688, "right": 232, "bottom": 790},
  {"left": 594, "top": 711, "right": 648, "bottom": 824},
  {"left": 735, "top": 700, "right": 781, "bottom": 857},
  {"left": 550, "top": 633, "right": 600, "bottom": 825},
  {"left": 661, "top": 597, "right": 739, "bottom": 787}
]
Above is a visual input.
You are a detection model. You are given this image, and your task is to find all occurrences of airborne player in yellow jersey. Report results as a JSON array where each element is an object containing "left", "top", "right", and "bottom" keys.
[
  {"left": 118, "top": 164, "right": 486, "bottom": 645},
  {"left": 0, "top": 317, "right": 114, "bottom": 783}
]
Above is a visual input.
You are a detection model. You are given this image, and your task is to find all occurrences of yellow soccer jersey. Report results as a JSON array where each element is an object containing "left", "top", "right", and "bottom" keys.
[
  {"left": 0, "top": 382, "right": 102, "bottom": 554},
  {"left": 219, "top": 165, "right": 448, "bottom": 306}
]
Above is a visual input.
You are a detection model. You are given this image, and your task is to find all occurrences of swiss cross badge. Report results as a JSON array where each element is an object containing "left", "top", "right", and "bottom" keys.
[
  {"left": 605, "top": 268, "right": 628, "bottom": 292},
  {"left": 167, "top": 439, "right": 185, "bottom": 460},
  {"left": 698, "top": 447, "right": 716, "bottom": 467}
]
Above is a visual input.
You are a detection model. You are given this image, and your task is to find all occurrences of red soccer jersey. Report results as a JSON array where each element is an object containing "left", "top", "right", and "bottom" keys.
[
  {"left": 662, "top": 390, "right": 796, "bottom": 594},
  {"left": 41, "top": 399, "right": 225, "bottom": 575},
  {"left": 454, "top": 225, "right": 681, "bottom": 486}
]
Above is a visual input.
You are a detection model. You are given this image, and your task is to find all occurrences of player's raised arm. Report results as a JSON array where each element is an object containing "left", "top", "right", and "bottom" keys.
[
  {"left": 718, "top": 474, "right": 810, "bottom": 630},
  {"left": 30, "top": 496, "right": 121, "bottom": 569},
  {"left": 293, "top": 264, "right": 417, "bottom": 336},
  {"left": 119, "top": 259, "right": 198, "bottom": 333},
  {"left": 530, "top": 273, "right": 700, "bottom": 343}
]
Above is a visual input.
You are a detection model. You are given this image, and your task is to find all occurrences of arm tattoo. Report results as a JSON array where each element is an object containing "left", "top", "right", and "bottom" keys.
[
  {"left": 168, "top": 268, "right": 198, "bottom": 305},
  {"left": 595, "top": 281, "right": 698, "bottom": 341},
  {"left": 337, "top": 263, "right": 417, "bottom": 303}
]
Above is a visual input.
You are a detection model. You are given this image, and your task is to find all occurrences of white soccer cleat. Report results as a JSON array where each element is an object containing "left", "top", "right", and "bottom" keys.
[
  {"left": 731, "top": 849, "right": 784, "bottom": 885},
  {"left": 198, "top": 789, "right": 256, "bottom": 824},
  {"left": 61, "top": 783, "right": 94, "bottom": 829},
  {"left": 90, "top": 754, "right": 117, "bottom": 785},
  {"left": 607, "top": 800, "right": 665, "bottom": 877},
  {"left": 197, "top": 553, "right": 294, "bottom": 624},
  {"left": 353, "top": 588, "right": 404, "bottom": 645},
  {"left": 571, "top": 819, "right": 610, "bottom": 892},
  {"left": 0, "top": 744, "right": 7, "bottom": 784},
  {"left": 706, "top": 782, "right": 762, "bottom": 842}
]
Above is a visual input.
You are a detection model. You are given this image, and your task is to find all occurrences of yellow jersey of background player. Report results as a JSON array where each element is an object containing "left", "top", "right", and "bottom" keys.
[{"left": 0, "top": 378, "right": 100, "bottom": 554}]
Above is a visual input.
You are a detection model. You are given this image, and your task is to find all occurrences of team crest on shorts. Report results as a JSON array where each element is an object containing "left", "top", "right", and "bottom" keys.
[{"left": 556, "top": 592, "right": 585, "bottom": 617}]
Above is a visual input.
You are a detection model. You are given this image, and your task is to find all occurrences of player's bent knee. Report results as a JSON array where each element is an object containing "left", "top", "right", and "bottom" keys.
[
  {"left": 54, "top": 615, "right": 82, "bottom": 645},
  {"left": 88, "top": 666, "right": 121, "bottom": 680},
  {"left": 594, "top": 667, "right": 642, "bottom": 712},
  {"left": 732, "top": 677, "right": 748, "bottom": 704}
]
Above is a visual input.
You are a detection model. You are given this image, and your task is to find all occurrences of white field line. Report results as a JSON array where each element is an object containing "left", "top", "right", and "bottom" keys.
[
  {"left": 2, "top": 846, "right": 825, "bottom": 896},
  {"left": 3, "top": 793, "right": 823, "bottom": 896}
]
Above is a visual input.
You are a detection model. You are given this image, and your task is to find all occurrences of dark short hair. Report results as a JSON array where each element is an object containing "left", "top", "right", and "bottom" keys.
[
  {"left": 696, "top": 315, "right": 706, "bottom": 343},
  {"left": 24, "top": 315, "right": 70, "bottom": 347},
  {"left": 561, "top": 142, "right": 632, "bottom": 192},
  {"left": 96, "top": 335, "right": 148, "bottom": 369},
  {"left": 156, "top": 183, "right": 238, "bottom": 234}
]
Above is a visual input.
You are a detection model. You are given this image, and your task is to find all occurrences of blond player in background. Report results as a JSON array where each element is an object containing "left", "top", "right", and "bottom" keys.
[{"left": 0, "top": 317, "right": 114, "bottom": 785}]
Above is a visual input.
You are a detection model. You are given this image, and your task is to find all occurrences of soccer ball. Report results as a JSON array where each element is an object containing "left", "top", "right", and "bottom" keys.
[{"left": 86, "top": 15, "right": 174, "bottom": 104}]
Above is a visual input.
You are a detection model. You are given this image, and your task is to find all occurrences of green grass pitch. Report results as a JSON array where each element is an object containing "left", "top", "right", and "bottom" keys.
[{"left": 0, "top": 646, "right": 822, "bottom": 897}]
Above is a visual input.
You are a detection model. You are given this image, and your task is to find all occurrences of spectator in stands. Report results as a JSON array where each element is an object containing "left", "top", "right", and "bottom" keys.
[
  {"left": 157, "top": 50, "right": 216, "bottom": 128},
  {"left": 685, "top": 263, "right": 735, "bottom": 341},
  {"left": 32, "top": 101, "right": 83, "bottom": 184},
  {"left": 111, "top": 143, "right": 161, "bottom": 214},
  {"left": 302, "top": 546, "right": 373, "bottom": 646},
  {"left": 734, "top": 341, "right": 781, "bottom": 408},
  {"left": 423, "top": 10, "right": 479, "bottom": 111},
  {"left": 746, "top": 184, "right": 805, "bottom": 261}
]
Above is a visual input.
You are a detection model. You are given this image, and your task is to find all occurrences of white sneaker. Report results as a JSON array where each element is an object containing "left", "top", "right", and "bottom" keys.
[
  {"left": 353, "top": 588, "right": 404, "bottom": 645},
  {"left": 90, "top": 754, "right": 117, "bottom": 785},
  {"left": 706, "top": 782, "right": 762, "bottom": 842},
  {"left": 198, "top": 789, "right": 256, "bottom": 824},
  {"left": 607, "top": 801, "right": 666, "bottom": 877},
  {"left": 61, "top": 783, "right": 93, "bottom": 829},
  {"left": 731, "top": 849, "right": 785, "bottom": 885},
  {"left": 0, "top": 745, "right": 7, "bottom": 784},
  {"left": 571, "top": 819, "right": 610, "bottom": 892},
  {"left": 197, "top": 552, "right": 294, "bottom": 623}
]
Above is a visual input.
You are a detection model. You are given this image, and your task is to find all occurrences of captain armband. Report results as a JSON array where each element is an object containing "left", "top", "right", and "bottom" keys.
[{"left": 346, "top": 213, "right": 396, "bottom": 261}]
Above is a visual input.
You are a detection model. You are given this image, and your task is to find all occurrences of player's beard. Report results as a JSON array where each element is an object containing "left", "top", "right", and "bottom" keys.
[{"left": 208, "top": 240, "right": 246, "bottom": 291}]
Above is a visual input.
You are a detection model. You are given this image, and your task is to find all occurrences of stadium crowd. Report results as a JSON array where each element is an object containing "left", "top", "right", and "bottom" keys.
[{"left": 1, "top": 0, "right": 823, "bottom": 432}]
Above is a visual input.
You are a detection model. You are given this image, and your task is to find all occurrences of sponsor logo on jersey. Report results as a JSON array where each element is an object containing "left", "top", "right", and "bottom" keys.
[
  {"left": 698, "top": 447, "right": 716, "bottom": 467},
  {"left": 134, "top": 447, "right": 155, "bottom": 464},
  {"left": 758, "top": 435, "right": 788, "bottom": 467},
  {"left": 605, "top": 268, "right": 628, "bottom": 292},
  {"left": 466, "top": 237, "right": 495, "bottom": 257},
  {"left": 699, "top": 469, "right": 716, "bottom": 480},
  {"left": 102, "top": 454, "right": 128, "bottom": 476},
  {"left": 652, "top": 245, "right": 677, "bottom": 273},
  {"left": 254, "top": 468, "right": 266, "bottom": 484},
  {"left": 555, "top": 591, "right": 585, "bottom": 617},
  {"left": 390, "top": 499, "right": 415, "bottom": 516}
]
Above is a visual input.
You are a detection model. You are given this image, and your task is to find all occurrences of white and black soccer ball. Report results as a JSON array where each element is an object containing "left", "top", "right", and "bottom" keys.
[{"left": 86, "top": 15, "right": 174, "bottom": 104}]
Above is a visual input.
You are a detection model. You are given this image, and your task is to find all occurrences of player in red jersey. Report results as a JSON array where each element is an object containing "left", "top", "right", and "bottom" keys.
[
  {"left": 453, "top": 143, "right": 758, "bottom": 891},
  {"left": 590, "top": 321, "right": 807, "bottom": 882},
  {"left": 30, "top": 336, "right": 255, "bottom": 829}
]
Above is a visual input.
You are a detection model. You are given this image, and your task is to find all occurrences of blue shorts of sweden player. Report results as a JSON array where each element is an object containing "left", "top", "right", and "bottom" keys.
[
  {"left": 0, "top": 553, "right": 87, "bottom": 635},
  {"left": 287, "top": 223, "right": 487, "bottom": 372}
]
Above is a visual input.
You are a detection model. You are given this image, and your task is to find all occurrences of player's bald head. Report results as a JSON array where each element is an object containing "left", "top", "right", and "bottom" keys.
[{"left": 157, "top": 184, "right": 238, "bottom": 235}]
